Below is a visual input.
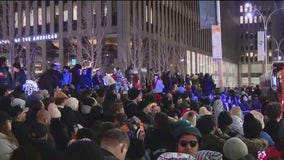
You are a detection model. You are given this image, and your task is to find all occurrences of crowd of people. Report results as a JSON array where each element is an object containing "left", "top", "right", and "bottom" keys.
[{"left": 0, "top": 59, "right": 283, "bottom": 160}]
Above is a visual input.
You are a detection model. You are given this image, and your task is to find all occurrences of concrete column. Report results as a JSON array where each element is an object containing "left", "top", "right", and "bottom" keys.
[
  {"left": 117, "top": 1, "right": 130, "bottom": 71},
  {"left": 59, "top": 1, "right": 64, "bottom": 67},
  {"left": 41, "top": 1, "right": 47, "bottom": 71}
]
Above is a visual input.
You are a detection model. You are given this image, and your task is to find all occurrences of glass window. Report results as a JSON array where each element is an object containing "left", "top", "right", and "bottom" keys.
[
  {"left": 38, "top": 8, "right": 42, "bottom": 25},
  {"left": 192, "top": 52, "right": 196, "bottom": 74},
  {"left": 111, "top": 1, "right": 117, "bottom": 26},
  {"left": 241, "top": 64, "right": 249, "bottom": 73},
  {"left": 249, "top": 15, "right": 253, "bottom": 23},
  {"left": 240, "top": 5, "right": 243, "bottom": 12},
  {"left": 251, "top": 77, "right": 260, "bottom": 85},
  {"left": 150, "top": 8, "right": 153, "bottom": 24},
  {"left": 240, "top": 16, "right": 243, "bottom": 24},
  {"left": 73, "top": 2, "right": 77, "bottom": 20},
  {"left": 251, "top": 64, "right": 262, "bottom": 73},
  {"left": 15, "top": 12, "right": 18, "bottom": 28},
  {"left": 241, "top": 77, "right": 249, "bottom": 86},
  {"left": 92, "top": 2, "right": 96, "bottom": 14},
  {"left": 146, "top": 6, "right": 148, "bottom": 23},
  {"left": 23, "top": 11, "right": 26, "bottom": 26},
  {"left": 30, "top": 10, "right": 34, "bottom": 26},
  {"left": 104, "top": 5, "right": 107, "bottom": 16},
  {"left": 244, "top": 16, "right": 248, "bottom": 23},
  {"left": 197, "top": 53, "right": 200, "bottom": 73},
  {"left": 64, "top": 10, "right": 68, "bottom": 22},
  {"left": 254, "top": 16, "right": 257, "bottom": 23},
  {"left": 186, "top": 50, "right": 191, "bottom": 74},
  {"left": 55, "top": 6, "right": 59, "bottom": 16},
  {"left": 47, "top": 6, "right": 50, "bottom": 23}
]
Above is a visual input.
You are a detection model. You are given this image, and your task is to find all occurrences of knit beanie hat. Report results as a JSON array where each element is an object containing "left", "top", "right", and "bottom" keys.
[
  {"left": 128, "top": 88, "right": 141, "bottom": 100},
  {"left": 11, "top": 98, "right": 26, "bottom": 108},
  {"left": 223, "top": 137, "right": 248, "bottom": 160},
  {"left": 54, "top": 91, "right": 68, "bottom": 99},
  {"left": 172, "top": 120, "right": 202, "bottom": 139},
  {"left": 199, "top": 106, "right": 212, "bottom": 117},
  {"left": 250, "top": 110, "right": 265, "bottom": 129},
  {"left": 66, "top": 97, "right": 79, "bottom": 111},
  {"left": 218, "top": 111, "right": 233, "bottom": 131},
  {"left": 29, "top": 122, "right": 48, "bottom": 139},
  {"left": 243, "top": 113, "right": 262, "bottom": 138},
  {"left": 48, "top": 103, "right": 61, "bottom": 118},
  {"left": 230, "top": 106, "right": 242, "bottom": 120}
]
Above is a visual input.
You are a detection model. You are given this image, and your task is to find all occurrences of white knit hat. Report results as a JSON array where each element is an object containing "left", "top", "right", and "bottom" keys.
[
  {"left": 11, "top": 98, "right": 26, "bottom": 108},
  {"left": 223, "top": 137, "right": 248, "bottom": 160},
  {"left": 65, "top": 97, "right": 79, "bottom": 111},
  {"left": 48, "top": 103, "right": 61, "bottom": 118},
  {"left": 250, "top": 110, "right": 265, "bottom": 129}
]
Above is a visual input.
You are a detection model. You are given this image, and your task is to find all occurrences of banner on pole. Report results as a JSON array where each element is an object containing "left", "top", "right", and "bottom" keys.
[
  {"left": 258, "top": 31, "right": 265, "bottom": 61},
  {"left": 199, "top": 1, "right": 217, "bottom": 29},
  {"left": 212, "top": 25, "right": 222, "bottom": 60}
]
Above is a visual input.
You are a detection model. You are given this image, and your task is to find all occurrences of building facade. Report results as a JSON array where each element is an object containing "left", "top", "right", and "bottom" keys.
[
  {"left": 0, "top": 1, "right": 238, "bottom": 87},
  {"left": 238, "top": 1, "right": 284, "bottom": 86}
]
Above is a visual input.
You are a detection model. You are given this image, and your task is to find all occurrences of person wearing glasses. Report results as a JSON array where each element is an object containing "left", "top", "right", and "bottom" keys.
[
  {"left": 158, "top": 120, "right": 223, "bottom": 159},
  {"left": 173, "top": 121, "right": 202, "bottom": 157}
]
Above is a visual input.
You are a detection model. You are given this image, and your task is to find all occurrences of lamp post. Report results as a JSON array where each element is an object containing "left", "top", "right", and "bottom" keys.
[
  {"left": 267, "top": 35, "right": 284, "bottom": 61},
  {"left": 245, "top": 3, "right": 284, "bottom": 73}
]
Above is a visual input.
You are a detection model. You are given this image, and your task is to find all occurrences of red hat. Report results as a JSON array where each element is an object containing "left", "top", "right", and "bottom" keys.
[
  {"left": 134, "top": 82, "right": 141, "bottom": 89},
  {"left": 154, "top": 94, "right": 163, "bottom": 103},
  {"left": 181, "top": 108, "right": 191, "bottom": 117},
  {"left": 185, "top": 85, "right": 191, "bottom": 91}
]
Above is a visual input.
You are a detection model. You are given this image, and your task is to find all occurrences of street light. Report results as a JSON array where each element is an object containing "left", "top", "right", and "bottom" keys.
[
  {"left": 245, "top": 3, "right": 284, "bottom": 73},
  {"left": 267, "top": 35, "right": 284, "bottom": 61}
]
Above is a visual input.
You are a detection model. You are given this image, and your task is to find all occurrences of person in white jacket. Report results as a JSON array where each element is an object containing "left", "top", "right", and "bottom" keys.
[{"left": 0, "top": 111, "right": 18, "bottom": 160}]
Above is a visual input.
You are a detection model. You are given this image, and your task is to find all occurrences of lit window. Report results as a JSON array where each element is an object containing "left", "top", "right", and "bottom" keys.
[
  {"left": 249, "top": 15, "right": 253, "bottom": 23},
  {"left": 250, "top": 52, "right": 253, "bottom": 57},
  {"left": 240, "top": 5, "right": 243, "bottom": 12},
  {"left": 23, "top": 11, "right": 26, "bottom": 26},
  {"left": 38, "top": 8, "right": 42, "bottom": 25},
  {"left": 254, "top": 16, "right": 257, "bottom": 23},
  {"left": 145, "top": 7, "right": 148, "bottom": 22},
  {"left": 240, "top": 16, "right": 243, "bottom": 24},
  {"left": 30, "top": 10, "right": 34, "bottom": 26},
  {"left": 150, "top": 8, "right": 153, "bottom": 24},
  {"left": 64, "top": 10, "right": 68, "bottom": 22},
  {"left": 73, "top": 2, "right": 77, "bottom": 20},
  {"left": 259, "top": 16, "right": 262, "bottom": 23},
  {"left": 15, "top": 12, "right": 18, "bottom": 28},
  {"left": 244, "top": 16, "right": 248, "bottom": 23},
  {"left": 104, "top": 5, "right": 107, "bottom": 16},
  {"left": 92, "top": 2, "right": 96, "bottom": 14},
  {"left": 55, "top": 6, "right": 59, "bottom": 16},
  {"left": 244, "top": 5, "right": 248, "bottom": 12}
]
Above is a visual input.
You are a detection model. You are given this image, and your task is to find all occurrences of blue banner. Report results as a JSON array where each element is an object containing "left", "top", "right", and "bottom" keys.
[{"left": 199, "top": 1, "right": 217, "bottom": 29}]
